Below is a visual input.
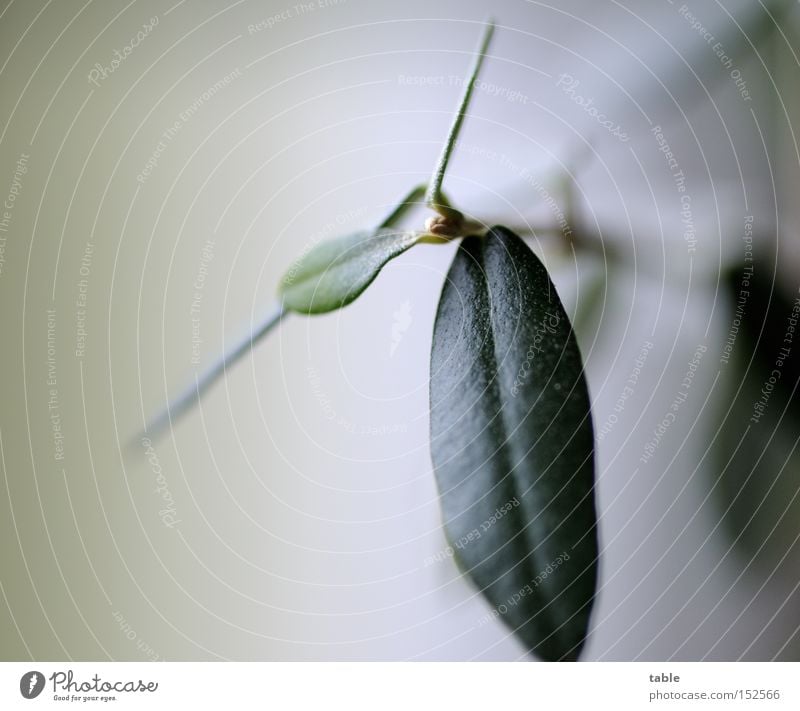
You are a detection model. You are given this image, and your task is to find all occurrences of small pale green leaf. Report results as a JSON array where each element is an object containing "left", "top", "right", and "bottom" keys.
[
  {"left": 430, "top": 225, "right": 598, "bottom": 661},
  {"left": 278, "top": 228, "right": 421, "bottom": 314}
]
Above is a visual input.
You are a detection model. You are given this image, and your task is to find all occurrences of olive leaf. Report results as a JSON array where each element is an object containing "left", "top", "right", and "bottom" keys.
[
  {"left": 429, "top": 225, "right": 598, "bottom": 661},
  {"left": 278, "top": 227, "right": 424, "bottom": 315}
]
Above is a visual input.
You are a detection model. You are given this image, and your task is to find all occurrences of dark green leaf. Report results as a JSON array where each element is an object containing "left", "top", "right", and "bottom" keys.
[
  {"left": 279, "top": 228, "right": 422, "bottom": 314},
  {"left": 429, "top": 225, "right": 598, "bottom": 661},
  {"left": 711, "top": 254, "right": 800, "bottom": 573}
]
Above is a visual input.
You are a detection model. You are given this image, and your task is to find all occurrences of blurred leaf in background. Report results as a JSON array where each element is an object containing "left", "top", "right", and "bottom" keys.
[{"left": 712, "top": 247, "right": 800, "bottom": 577}]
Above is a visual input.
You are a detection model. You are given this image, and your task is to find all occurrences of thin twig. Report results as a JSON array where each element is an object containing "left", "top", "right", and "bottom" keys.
[
  {"left": 137, "top": 184, "right": 430, "bottom": 443},
  {"left": 425, "top": 19, "right": 496, "bottom": 218},
  {"left": 139, "top": 302, "right": 287, "bottom": 442}
]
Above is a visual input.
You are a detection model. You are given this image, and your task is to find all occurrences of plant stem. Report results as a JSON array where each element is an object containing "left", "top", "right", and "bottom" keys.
[
  {"left": 137, "top": 184, "right": 429, "bottom": 442},
  {"left": 140, "top": 302, "right": 287, "bottom": 442},
  {"left": 380, "top": 183, "right": 426, "bottom": 227},
  {"left": 425, "top": 19, "right": 496, "bottom": 218}
]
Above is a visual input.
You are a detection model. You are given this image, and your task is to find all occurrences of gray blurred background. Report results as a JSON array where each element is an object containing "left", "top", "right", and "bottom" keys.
[{"left": 1, "top": 0, "right": 799, "bottom": 660}]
